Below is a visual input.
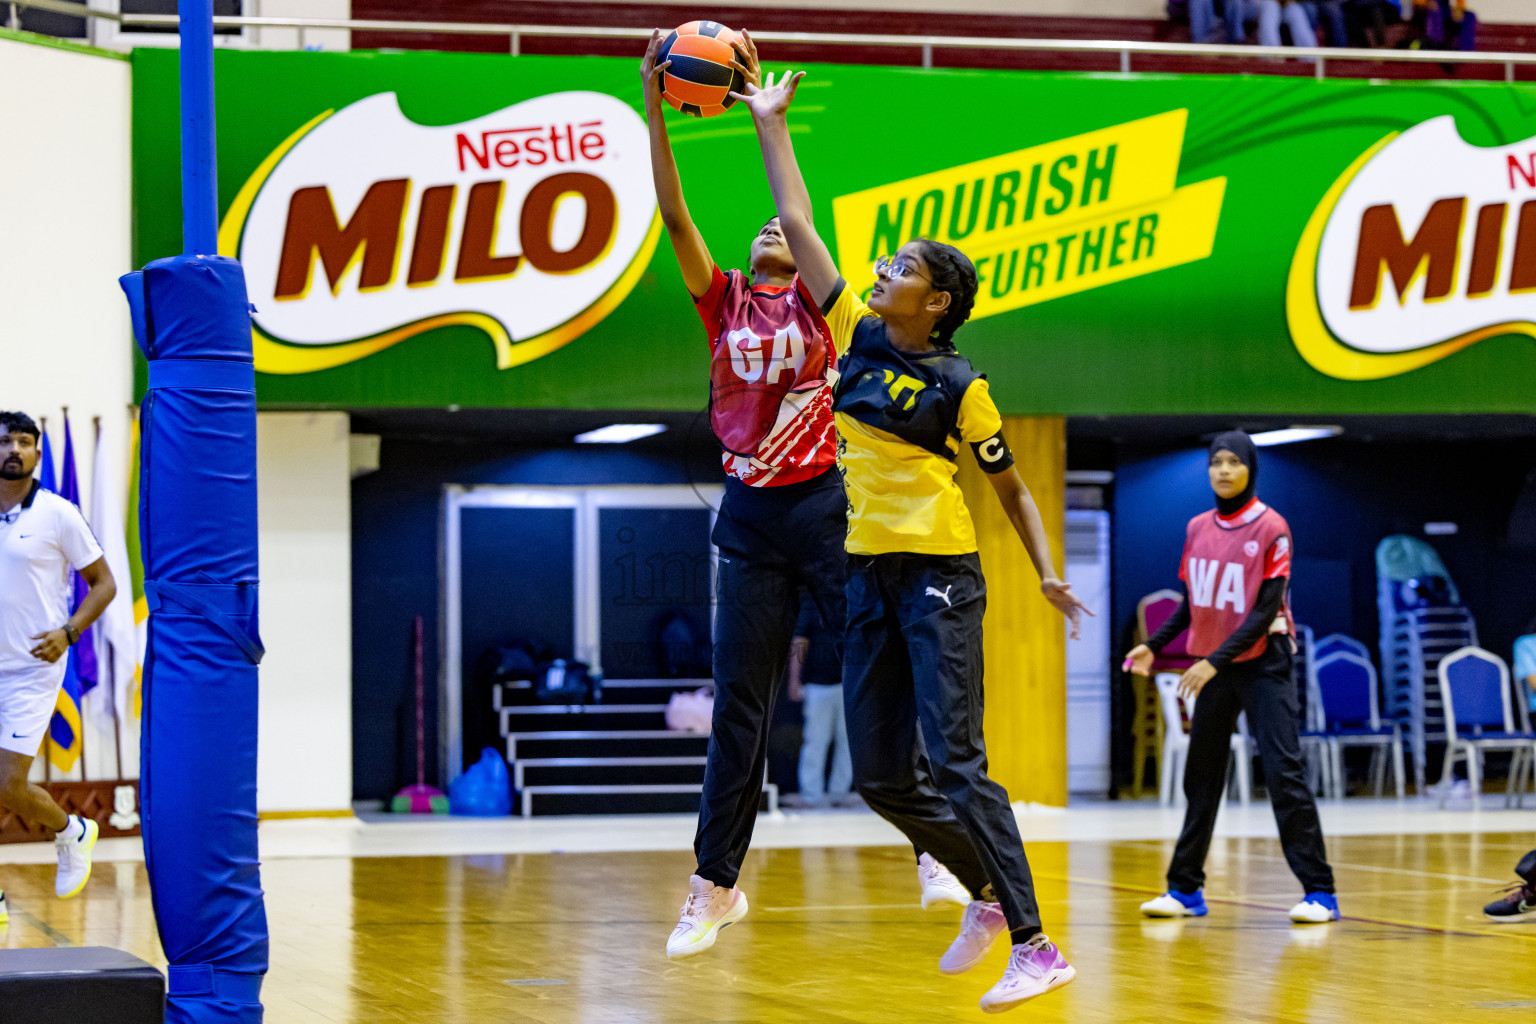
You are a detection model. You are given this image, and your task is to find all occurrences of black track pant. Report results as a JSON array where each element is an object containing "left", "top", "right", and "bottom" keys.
[
  {"left": 844, "top": 551, "right": 1043, "bottom": 941},
  {"left": 694, "top": 473, "right": 848, "bottom": 889},
  {"left": 1167, "top": 641, "right": 1335, "bottom": 895}
]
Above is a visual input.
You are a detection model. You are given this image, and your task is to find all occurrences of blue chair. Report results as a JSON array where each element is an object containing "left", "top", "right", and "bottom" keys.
[
  {"left": 1437, "top": 647, "right": 1536, "bottom": 808},
  {"left": 1312, "top": 651, "right": 1405, "bottom": 799},
  {"left": 1315, "top": 632, "right": 1370, "bottom": 663}
]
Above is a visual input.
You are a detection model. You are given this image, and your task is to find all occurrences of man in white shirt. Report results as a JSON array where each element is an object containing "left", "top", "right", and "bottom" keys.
[{"left": 0, "top": 411, "right": 117, "bottom": 920}]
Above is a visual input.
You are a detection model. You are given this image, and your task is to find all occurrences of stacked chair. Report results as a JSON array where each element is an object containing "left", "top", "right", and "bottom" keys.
[
  {"left": 1376, "top": 535, "right": 1477, "bottom": 793},
  {"left": 1436, "top": 647, "right": 1536, "bottom": 808}
]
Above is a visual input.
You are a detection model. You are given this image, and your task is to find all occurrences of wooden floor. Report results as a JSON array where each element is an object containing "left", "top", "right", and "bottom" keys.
[{"left": 3, "top": 832, "right": 1534, "bottom": 1023}]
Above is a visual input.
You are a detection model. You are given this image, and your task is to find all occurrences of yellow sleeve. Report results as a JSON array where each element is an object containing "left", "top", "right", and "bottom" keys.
[
  {"left": 821, "top": 280, "right": 877, "bottom": 353},
  {"left": 956, "top": 378, "right": 1003, "bottom": 444}
]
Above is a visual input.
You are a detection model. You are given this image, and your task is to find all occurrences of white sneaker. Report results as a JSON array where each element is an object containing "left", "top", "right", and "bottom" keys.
[
  {"left": 665, "top": 874, "right": 748, "bottom": 960},
  {"left": 1139, "top": 891, "right": 1208, "bottom": 918},
  {"left": 0, "top": 890, "right": 8, "bottom": 926},
  {"left": 918, "top": 853, "right": 970, "bottom": 910},
  {"left": 979, "top": 934, "right": 1075, "bottom": 1013},
  {"left": 939, "top": 899, "right": 1007, "bottom": 974},
  {"left": 55, "top": 816, "right": 98, "bottom": 899},
  {"left": 1288, "top": 892, "right": 1339, "bottom": 923}
]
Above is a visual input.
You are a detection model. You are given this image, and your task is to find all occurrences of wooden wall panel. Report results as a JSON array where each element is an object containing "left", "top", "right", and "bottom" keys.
[{"left": 955, "top": 415, "right": 1067, "bottom": 807}]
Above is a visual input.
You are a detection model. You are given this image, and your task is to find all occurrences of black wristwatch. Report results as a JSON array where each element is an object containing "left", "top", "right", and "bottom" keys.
[{"left": 63, "top": 624, "right": 79, "bottom": 646}]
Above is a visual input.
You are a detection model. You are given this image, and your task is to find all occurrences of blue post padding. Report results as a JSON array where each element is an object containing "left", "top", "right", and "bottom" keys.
[
  {"left": 148, "top": 359, "right": 256, "bottom": 393},
  {"left": 123, "top": 252, "right": 268, "bottom": 1024},
  {"left": 121, "top": 271, "right": 148, "bottom": 351},
  {"left": 179, "top": 0, "right": 218, "bottom": 255}
]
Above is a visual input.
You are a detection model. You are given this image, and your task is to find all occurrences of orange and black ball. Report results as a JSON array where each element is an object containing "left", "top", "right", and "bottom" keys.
[{"left": 658, "top": 21, "right": 746, "bottom": 118}]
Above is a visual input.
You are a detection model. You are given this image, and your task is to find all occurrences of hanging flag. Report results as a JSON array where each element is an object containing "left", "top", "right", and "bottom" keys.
[
  {"left": 38, "top": 423, "right": 57, "bottom": 492},
  {"left": 90, "top": 418, "right": 138, "bottom": 732},
  {"left": 58, "top": 414, "right": 99, "bottom": 694},
  {"left": 125, "top": 411, "right": 146, "bottom": 718},
  {"left": 46, "top": 413, "right": 93, "bottom": 773},
  {"left": 48, "top": 670, "right": 84, "bottom": 774}
]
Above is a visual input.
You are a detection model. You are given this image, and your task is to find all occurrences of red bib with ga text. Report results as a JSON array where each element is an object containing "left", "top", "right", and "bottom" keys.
[
  {"left": 695, "top": 267, "right": 837, "bottom": 488},
  {"left": 1178, "top": 499, "right": 1296, "bottom": 663}
]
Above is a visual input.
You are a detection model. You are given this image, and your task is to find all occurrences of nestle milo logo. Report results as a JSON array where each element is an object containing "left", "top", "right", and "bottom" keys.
[
  {"left": 1289, "top": 115, "right": 1536, "bottom": 380},
  {"left": 219, "top": 92, "right": 660, "bottom": 375}
]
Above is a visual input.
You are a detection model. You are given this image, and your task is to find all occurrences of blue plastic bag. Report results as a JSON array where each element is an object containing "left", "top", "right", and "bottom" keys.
[{"left": 449, "top": 748, "right": 513, "bottom": 816}]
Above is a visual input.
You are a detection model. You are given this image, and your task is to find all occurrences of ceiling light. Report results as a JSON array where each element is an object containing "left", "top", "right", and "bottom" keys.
[
  {"left": 574, "top": 423, "right": 667, "bottom": 444},
  {"left": 1250, "top": 426, "right": 1344, "bottom": 447}
]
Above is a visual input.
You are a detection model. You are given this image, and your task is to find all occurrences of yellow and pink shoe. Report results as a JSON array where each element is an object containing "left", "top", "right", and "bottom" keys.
[{"left": 665, "top": 874, "right": 748, "bottom": 960}]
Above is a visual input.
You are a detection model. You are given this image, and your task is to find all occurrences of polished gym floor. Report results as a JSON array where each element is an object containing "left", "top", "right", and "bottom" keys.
[{"left": 2, "top": 807, "right": 1534, "bottom": 1023}]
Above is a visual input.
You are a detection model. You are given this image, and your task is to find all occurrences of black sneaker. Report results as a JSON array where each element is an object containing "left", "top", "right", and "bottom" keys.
[{"left": 1483, "top": 850, "right": 1536, "bottom": 924}]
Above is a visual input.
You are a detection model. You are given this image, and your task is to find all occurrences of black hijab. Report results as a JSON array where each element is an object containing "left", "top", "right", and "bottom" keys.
[{"left": 1208, "top": 430, "right": 1257, "bottom": 516}]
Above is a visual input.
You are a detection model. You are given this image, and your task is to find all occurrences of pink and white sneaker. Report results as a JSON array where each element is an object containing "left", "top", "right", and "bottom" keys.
[
  {"left": 939, "top": 899, "right": 1007, "bottom": 974},
  {"left": 665, "top": 874, "right": 749, "bottom": 960},
  {"left": 979, "top": 934, "right": 1075, "bottom": 1013},
  {"left": 918, "top": 853, "right": 970, "bottom": 910}
]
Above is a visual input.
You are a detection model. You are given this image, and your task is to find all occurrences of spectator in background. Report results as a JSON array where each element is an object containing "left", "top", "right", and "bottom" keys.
[
  {"left": 1516, "top": 616, "right": 1536, "bottom": 716},
  {"left": 1407, "top": 0, "right": 1478, "bottom": 51},
  {"left": 787, "top": 590, "right": 853, "bottom": 808},
  {"left": 1187, "top": 0, "right": 1318, "bottom": 48}
]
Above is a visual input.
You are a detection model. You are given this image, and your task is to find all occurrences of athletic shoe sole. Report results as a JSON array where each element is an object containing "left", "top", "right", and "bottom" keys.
[
  {"left": 1139, "top": 897, "right": 1207, "bottom": 918},
  {"left": 56, "top": 819, "right": 99, "bottom": 900},
  {"left": 980, "top": 965, "right": 1077, "bottom": 1014},
  {"left": 1484, "top": 909, "right": 1536, "bottom": 923},
  {"left": 922, "top": 887, "right": 971, "bottom": 911},
  {"left": 1288, "top": 908, "right": 1339, "bottom": 924},
  {"left": 665, "top": 892, "right": 749, "bottom": 960},
  {"left": 940, "top": 937, "right": 1001, "bottom": 976}
]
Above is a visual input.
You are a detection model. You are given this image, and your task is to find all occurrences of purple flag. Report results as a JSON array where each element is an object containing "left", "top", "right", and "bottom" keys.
[{"left": 60, "top": 414, "right": 99, "bottom": 696}]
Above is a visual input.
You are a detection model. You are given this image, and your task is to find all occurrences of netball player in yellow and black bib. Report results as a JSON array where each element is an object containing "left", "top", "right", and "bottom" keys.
[{"left": 735, "top": 70, "right": 1091, "bottom": 1014}]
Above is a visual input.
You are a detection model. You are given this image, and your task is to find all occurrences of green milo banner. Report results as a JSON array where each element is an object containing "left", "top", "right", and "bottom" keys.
[{"left": 131, "top": 49, "right": 1536, "bottom": 414}]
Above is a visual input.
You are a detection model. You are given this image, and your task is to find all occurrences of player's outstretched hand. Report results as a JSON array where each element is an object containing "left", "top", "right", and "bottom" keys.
[
  {"left": 729, "top": 29, "right": 762, "bottom": 93},
  {"left": 1041, "top": 578, "right": 1093, "bottom": 641},
  {"left": 730, "top": 68, "right": 806, "bottom": 120},
  {"left": 640, "top": 29, "right": 671, "bottom": 95}
]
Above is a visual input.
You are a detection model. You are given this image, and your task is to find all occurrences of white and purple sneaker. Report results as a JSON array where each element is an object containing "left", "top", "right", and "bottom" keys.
[
  {"left": 918, "top": 853, "right": 971, "bottom": 910},
  {"left": 939, "top": 900, "right": 1007, "bottom": 974},
  {"left": 979, "top": 933, "right": 1076, "bottom": 1013}
]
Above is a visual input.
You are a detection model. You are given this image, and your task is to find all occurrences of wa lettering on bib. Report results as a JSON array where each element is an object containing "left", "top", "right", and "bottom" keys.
[{"left": 1178, "top": 500, "right": 1294, "bottom": 663}]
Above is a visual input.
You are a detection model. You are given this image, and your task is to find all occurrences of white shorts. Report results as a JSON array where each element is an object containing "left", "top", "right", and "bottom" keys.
[{"left": 0, "top": 660, "right": 69, "bottom": 758}]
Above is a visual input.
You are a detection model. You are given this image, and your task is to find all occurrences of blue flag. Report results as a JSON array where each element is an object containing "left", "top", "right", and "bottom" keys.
[
  {"left": 59, "top": 415, "right": 99, "bottom": 696},
  {"left": 45, "top": 414, "right": 94, "bottom": 772},
  {"left": 38, "top": 426, "right": 57, "bottom": 492}
]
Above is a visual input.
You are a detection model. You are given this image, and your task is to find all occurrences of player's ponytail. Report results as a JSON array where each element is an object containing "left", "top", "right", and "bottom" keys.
[{"left": 913, "top": 239, "right": 977, "bottom": 349}]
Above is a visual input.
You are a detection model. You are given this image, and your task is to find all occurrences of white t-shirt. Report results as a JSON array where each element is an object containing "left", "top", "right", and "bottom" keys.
[{"left": 0, "top": 485, "right": 105, "bottom": 672}]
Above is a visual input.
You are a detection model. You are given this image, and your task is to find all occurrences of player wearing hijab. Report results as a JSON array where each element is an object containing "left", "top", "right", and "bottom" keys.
[{"left": 1125, "top": 431, "right": 1338, "bottom": 924}]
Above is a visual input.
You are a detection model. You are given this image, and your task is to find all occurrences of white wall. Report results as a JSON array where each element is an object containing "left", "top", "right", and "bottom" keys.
[
  {"left": 245, "top": 0, "right": 351, "bottom": 52},
  {"left": 0, "top": 36, "right": 134, "bottom": 505},
  {"left": 0, "top": 36, "right": 135, "bottom": 785},
  {"left": 256, "top": 412, "right": 353, "bottom": 814}
]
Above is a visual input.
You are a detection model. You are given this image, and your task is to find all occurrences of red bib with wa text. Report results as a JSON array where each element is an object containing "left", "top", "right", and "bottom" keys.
[{"left": 1178, "top": 499, "right": 1295, "bottom": 663}]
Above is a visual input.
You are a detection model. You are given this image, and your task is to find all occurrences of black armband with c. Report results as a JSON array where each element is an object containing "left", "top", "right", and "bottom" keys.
[{"left": 971, "top": 430, "right": 1015, "bottom": 474}]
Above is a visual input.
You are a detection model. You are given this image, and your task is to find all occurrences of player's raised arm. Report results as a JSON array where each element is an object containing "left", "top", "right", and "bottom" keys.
[
  {"left": 642, "top": 29, "right": 714, "bottom": 298},
  {"left": 731, "top": 49, "right": 841, "bottom": 308}
]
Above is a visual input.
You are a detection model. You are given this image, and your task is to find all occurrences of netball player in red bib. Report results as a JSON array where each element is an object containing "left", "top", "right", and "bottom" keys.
[
  {"left": 1125, "top": 431, "right": 1338, "bottom": 924},
  {"left": 641, "top": 31, "right": 964, "bottom": 960}
]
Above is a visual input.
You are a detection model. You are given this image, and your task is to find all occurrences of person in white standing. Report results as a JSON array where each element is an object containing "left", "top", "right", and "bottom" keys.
[{"left": 0, "top": 411, "right": 116, "bottom": 925}]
